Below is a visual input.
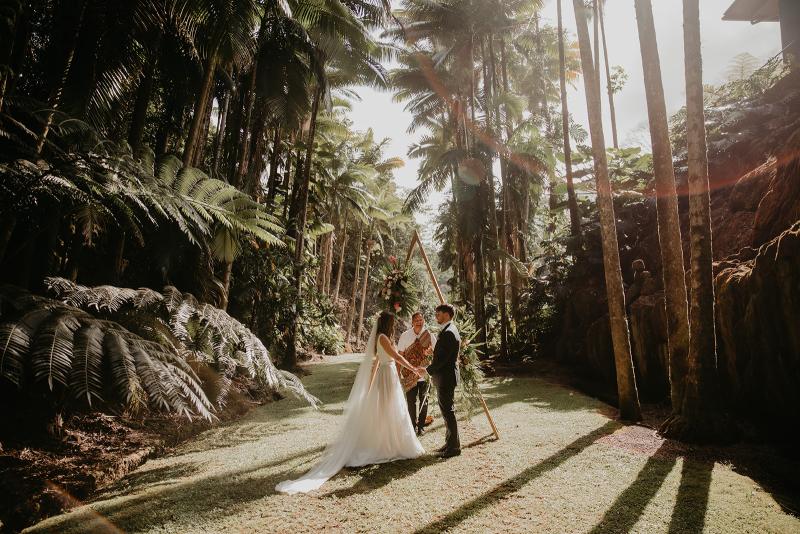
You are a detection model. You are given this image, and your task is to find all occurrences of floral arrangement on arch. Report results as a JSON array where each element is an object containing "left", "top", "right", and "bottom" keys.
[{"left": 377, "top": 256, "right": 420, "bottom": 318}]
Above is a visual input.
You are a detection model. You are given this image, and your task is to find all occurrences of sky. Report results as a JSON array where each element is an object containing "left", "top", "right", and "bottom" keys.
[{"left": 346, "top": 0, "right": 783, "bottom": 228}]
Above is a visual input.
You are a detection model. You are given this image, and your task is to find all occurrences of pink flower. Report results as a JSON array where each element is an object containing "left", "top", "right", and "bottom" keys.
[
  {"left": 393, "top": 302, "right": 401, "bottom": 311},
  {"left": 388, "top": 255, "right": 397, "bottom": 265}
]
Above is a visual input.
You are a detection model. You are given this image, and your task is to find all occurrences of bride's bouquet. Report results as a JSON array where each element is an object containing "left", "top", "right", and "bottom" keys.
[{"left": 377, "top": 256, "right": 420, "bottom": 318}]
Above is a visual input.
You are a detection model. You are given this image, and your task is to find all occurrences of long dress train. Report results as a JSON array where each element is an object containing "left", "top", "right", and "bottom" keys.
[{"left": 275, "top": 324, "right": 424, "bottom": 494}]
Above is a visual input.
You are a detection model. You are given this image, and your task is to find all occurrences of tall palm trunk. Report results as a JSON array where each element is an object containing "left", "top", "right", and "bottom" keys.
[
  {"left": 128, "top": 34, "right": 161, "bottom": 154},
  {"left": 1, "top": 6, "right": 30, "bottom": 113},
  {"left": 220, "top": 260, "right": 233, "bottom": 310},
  {"left": 480, "top": 37, "right": 510, "bottom": 359},
  {"left": 332, "top": 215, "right": 349, "bottom": 301},
  {"left": 183, "top": 49, "right": 219, "bottom": 167},
  {"left": 573, "top": 0, "right": 641, "bottom": 421},
  {"left": 498, "top": 38, "right": 522, "bottom": 321},
  {"left": 316, "top": 231, "right": 332, "bottom": 293},
  {"left": 634, "top": 0, "right": 690, "bottom": 416},
  {"left": 345, "top": 224, "right": 363, "bottom": 344},
  {"left": 468, "top": 35, "right": 488, "bottom": 347},
  {"left": 266, "top": 126, "right": 282, "bottom": 203},
  {"left": 284, "top": 84, "right": 323, "bottom": 369},
  {"left": 355, "top": 234, "right": 375, "bottom": 343},
  {"left": 36, "top": 1, "right": 87, "bottom": 155},
  {"left": 212, "top": 89, "right": 230, "bottom": 176},
  {"left": 598, "top": 1, "right": 619, "bottom": 149},
  {"left": 661, "top": 0, "right": 728, "bottom": 441},
  {"left": 558, "top": 0, "right": 581, "bottom": 238},
  {"left": 234, "top": 66, "right": 258, "bottom": 188}
]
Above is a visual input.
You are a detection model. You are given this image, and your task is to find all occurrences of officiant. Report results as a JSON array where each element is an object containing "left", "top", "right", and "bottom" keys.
[{"left": 397, "top": 311, "right": 437, "bottom": 436}]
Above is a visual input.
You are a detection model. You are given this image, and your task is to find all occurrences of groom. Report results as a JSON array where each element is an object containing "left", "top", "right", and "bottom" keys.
[{"left": 426, "top": 303, "right": 461, "bottom": 458}]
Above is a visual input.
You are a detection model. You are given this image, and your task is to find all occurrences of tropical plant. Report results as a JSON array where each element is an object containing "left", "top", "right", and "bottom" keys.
[
  {"left": 45, "top": 277, "right": 318, "bottom": 407},
  {"left": 0, "top": 284, "right": 213, "bottom": 420},
  {"left": 572, "top": 0, "right": 640, "bottom": 421},
  {"left": 634, "top": 0, "right": 690, "bottom": 418}
]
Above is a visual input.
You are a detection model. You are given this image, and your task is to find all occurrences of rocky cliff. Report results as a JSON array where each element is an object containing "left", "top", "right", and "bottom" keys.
[{"left": 545, "top": 73, "right": 800, "bottom": 438}]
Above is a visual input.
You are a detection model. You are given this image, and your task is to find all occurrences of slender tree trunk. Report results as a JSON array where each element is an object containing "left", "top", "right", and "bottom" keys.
[
  {"left": 332, "top": 215, "right": 349, "bottom": 301},
  {"left": 481, "top": 36, "right": 510, "bottom": 359},
  {"left": 36, "top": 1, "right": 87, "bottom": 155},
  {"left": 127, "top": 32, "right": 161, "bottom": 153},
  {"left": 193, "top": 87, "right": 215, "bottom": 167},
  {"left": 558, "top": 0, "right": 582, "bottom": 238},
  {"left": 128, "top": 69, "right": 155, "bottom": 154},
  {"left": 4, "top": 6, "right": 30, "bottom": 107},
  {"left": 316, "top": 231, "right": 331, "bottom": 293},
  {"left": 498, "top": 38, "right": 520, "bottom": 323},
  {"left": 593, "top": 1, "right": 601, "bottom": 91},
  {"left": 573, "top": 0, "right": 641, "bottom": 421},
  {"left": 285, "top": 84, "right": 322, "bottom": 369},
  {"left": 0, "top": 1, "right": 21, "bottom": 112},
  {"left": 634, "top": 0, "right": 691, "bottom": 416},
  {"left": 266, "top": 126, "right": 282, "bottom": 204},
  {"left": 661, "top": 0, "right": 729, "bottom": 441},
  {"left": 111, "top": 231, "right": 126, "bottom": 284},
  {"left": 355, "top": 237, "right": 375, "bottom": 343},
  {"left": 220, "top": 260, "right": 233, "bottom": 310},
  {"left": 598, "top": 1, "right": 619, "bottom": 148},
  {"left": 212, "top": 90, "right": 230, "bottom": 176},
  {"left": 0, "top": 214, "right": 17, "bottom": 266},
  {"left": 234, "top": 66, "right": 258, "bottom": 188},
  {"left": 324, "top": 230, "right": 334, "bottom": 294},
  {"left": 345, "top": 224, "right": 363, "bottom": 343},
  {"left": 468, "top": 35, "right": 488, "bottom": 347},
  {"left": 183, "top": 50, "right": 218, "bottom": 167}
]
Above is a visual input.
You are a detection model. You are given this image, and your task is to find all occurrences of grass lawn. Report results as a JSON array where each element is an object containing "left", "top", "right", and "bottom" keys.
[{"left": 25, "top": 354, "right": 800, "bottom": 533}]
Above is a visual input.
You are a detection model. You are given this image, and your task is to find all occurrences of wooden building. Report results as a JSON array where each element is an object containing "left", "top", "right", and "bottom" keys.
[{"left": 723, "top": 0, "right": 800, "bottom": 64}]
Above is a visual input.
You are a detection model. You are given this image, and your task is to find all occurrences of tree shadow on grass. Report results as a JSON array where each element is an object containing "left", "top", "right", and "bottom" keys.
[
  {"left": 668, "top": 458, "right": 713, "bottom": 534},
  {"left": 587, "top": 444, "right": 714, "bottom": 534},
  {"left": 412, "top": 420, "right": 622, "bottom": 534},
  {"left": 28, "top": 444, "right": 328, "bottom": 534},
  {"left": 101, "top": 461, "right": 204, "bottom": 498},
  {"left": 321, "top": 454, "right": 441, "bottom": 498},
  {"left": 588, "top": 443, "right": 678, "bottom": 534}
]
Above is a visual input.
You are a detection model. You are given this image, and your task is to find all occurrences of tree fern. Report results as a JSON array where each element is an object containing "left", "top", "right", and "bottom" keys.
[
  {"left": 0, "top": 285, "right": 214, "bottom": 420},
  {"left": 46, "top": 278, "right": 320, "bottom": 408}
]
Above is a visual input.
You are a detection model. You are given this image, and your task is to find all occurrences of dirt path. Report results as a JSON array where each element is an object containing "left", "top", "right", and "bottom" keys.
[{"left": 25, "top": 354, "right": 800, "bottom": 533}]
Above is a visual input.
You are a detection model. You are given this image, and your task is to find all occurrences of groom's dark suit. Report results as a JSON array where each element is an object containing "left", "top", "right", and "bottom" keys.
[{"left": 427, "top": 322, "right": 460, "bottom": 453}]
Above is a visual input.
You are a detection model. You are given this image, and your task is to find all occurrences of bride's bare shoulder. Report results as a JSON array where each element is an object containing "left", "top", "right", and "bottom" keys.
[{"left": 377, "top": 333, "right": 393, "bottom": 347}]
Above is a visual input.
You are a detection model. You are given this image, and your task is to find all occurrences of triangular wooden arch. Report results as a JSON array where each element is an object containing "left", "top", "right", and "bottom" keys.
[{"left": 404, "top": 229, "right": 500, "bottom": 440}]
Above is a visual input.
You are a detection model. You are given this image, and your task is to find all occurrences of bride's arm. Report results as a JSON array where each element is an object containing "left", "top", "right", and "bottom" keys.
[{"left": 378, "top": 334, "right": 422, "bottom": 375}]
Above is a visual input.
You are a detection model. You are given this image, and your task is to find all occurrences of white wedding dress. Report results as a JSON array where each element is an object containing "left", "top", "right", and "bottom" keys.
[{"left": 275, "top": 323, "right": 425, "bottom": 494}]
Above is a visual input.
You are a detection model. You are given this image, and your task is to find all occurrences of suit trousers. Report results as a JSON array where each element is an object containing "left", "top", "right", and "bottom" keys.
[
  {"left": 433, "top": 375, "right": 460, "bottom": 452},
  {"left": 406, "top": 380, "right": 429, "bottom": 431}
]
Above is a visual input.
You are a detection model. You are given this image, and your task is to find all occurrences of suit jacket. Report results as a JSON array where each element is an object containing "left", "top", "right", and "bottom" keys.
[{"left": 427, "top": 324, "right": 459, "bottom": 385}]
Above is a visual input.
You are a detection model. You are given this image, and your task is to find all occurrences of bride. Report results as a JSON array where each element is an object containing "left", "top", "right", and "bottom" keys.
[{"left": 275, "top": 311, "right": 426, "bottom": 494}]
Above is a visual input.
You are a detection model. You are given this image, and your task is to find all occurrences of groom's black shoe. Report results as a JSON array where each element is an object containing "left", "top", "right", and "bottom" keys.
[
  {"left": 436, "top": 448, "right": 461, "bottom": 459},
  {"left": 434, "top": 444, "right": 448, "bottom": 453}
]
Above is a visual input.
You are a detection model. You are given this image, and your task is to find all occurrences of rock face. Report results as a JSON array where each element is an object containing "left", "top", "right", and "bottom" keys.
[
  {"left": 545, "top": 75, "right": 800, "bottom": 431},
  {"left": 715, "top": 222, "right": 800, "bottom": 432}
]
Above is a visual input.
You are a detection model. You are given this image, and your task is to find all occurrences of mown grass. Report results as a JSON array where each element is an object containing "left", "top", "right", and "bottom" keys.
[{"left": 26, "top": 355, "right": 800, "bottom": 534}]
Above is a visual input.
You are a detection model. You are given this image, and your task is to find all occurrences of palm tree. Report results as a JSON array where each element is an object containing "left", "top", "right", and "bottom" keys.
[
  {"left": 597, "top": 0, "right": 619, "bottom": 148},
  {"left": 572, "top": 0, "right": 640, "bottom": 421},
  {"left": 633, "top": 0, "right": 690, "bottom": 418},
  {"left": 557, "top": 0, "right": 581, "bottom": 238},
  {"left": 182, "top": 0, "right": 262, "bottom": 168},
  {"left": 660, "top": 0, "right": 726, "bottom": 441},
  {"left": 283, "top": 0, "right": 390, "bottom": 368}
]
